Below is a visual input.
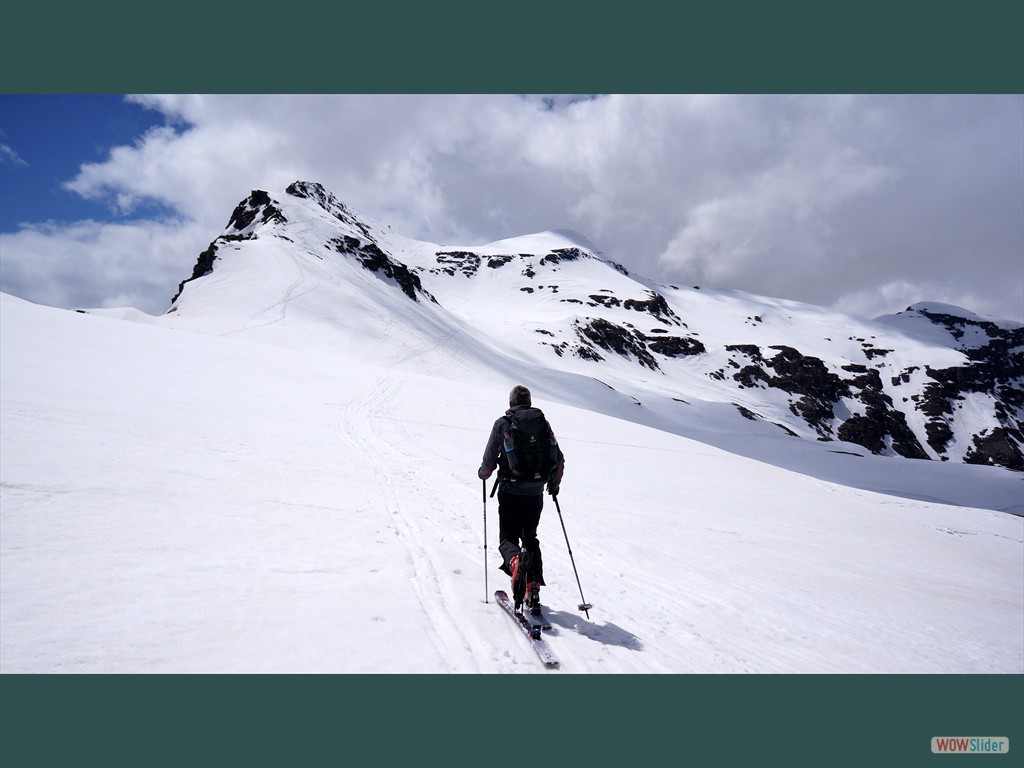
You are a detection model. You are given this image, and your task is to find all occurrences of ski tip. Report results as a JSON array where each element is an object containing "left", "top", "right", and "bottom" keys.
[{"left": 495, "top": 590, "right": 509, "bottom": 600}]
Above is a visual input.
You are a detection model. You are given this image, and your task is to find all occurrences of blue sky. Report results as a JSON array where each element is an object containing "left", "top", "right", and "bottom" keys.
[
  {"left": 1, "top": 95, "right": 173, "bottom": 229},
  {"left": 1, "top": 94, "right": 1021, "bottom": 320}
]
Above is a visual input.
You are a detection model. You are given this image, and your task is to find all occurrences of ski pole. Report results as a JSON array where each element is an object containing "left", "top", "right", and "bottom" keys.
[
  {"left": 482, "top": 478, "right": 488, "bottom": 603},
  {"left": 553, "top": 494, "right": 593, "bottom": 619}
]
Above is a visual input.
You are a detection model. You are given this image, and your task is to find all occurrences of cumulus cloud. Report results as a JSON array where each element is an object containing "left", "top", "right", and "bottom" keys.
[
  {"left": 836, "top": 277, "right": 1024, "bottom": 324},
  {"left": 658, "top": 145, "right": 896, "bottom": 286},
  {"left": 0, "top": 219, "right": 208, "bottom": 314},
  {"left": 2, "top": 94, "right": 1021, "bottom": 321}
]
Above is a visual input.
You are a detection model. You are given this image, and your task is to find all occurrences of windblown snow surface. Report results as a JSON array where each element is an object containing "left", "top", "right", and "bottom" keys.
[{"left": 1, "top": 190, "right": 1021, "bottom": 674}]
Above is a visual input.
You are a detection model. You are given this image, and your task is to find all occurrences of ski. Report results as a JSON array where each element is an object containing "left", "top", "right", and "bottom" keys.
[
  {"left": 527, "top": 604, "right": 553, "bottom": 631},
  {"left": 495, "top": 590, "right": 559, "bottom": 667}
]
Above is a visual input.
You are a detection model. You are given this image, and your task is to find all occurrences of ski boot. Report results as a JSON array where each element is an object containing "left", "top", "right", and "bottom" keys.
[
  {"left": 511, "top": 547, "right": 530, "bottom": 612},
  {"left": 526, "top": 581, "right": 541, "bottom": 616}
]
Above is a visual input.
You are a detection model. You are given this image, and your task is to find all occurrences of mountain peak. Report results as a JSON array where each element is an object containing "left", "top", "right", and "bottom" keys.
[
  {"left": 166, "top": 182, "right": 1024, "bottom": 475},
  {"left": 545, "top": 228, "right": 605, "bottom": 254},
  {"left": 285, "top": 180, "right": 358, "bottom": 223}
]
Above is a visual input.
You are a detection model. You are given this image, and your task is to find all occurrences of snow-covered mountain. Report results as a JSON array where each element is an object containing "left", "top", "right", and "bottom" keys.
[
  {"left": 1, "top": 181, "right": 1021, "bottom": 674},
  {"left": 165, "top": 181, "right": 1024, "bottom": 489}
]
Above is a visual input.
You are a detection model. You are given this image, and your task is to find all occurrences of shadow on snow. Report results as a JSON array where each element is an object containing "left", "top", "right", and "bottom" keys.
[{"left": 544, "top": 609, "right": 643, "bottom": 652}]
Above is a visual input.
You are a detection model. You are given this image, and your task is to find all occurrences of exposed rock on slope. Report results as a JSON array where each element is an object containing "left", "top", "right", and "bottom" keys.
[{"left": 169, "top": 182, "right": 1023, "bottom": 471}]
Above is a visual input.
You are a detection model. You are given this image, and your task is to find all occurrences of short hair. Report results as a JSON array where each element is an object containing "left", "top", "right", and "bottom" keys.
[{"left": 509, "top": 385, "right": 532, "bottom": 407}]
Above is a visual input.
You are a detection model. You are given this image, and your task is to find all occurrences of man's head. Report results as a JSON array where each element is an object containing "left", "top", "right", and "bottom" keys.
[{"left": 509, "top": 384, "right": 532, "bottom": 408}]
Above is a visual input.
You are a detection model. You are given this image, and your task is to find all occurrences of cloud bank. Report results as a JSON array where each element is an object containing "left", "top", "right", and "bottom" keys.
[{"left": 1, "top": 94, "right": 1021, "bottom": 321}]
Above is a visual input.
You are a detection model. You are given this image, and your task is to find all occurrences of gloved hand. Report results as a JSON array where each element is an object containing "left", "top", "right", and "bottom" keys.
[
  {"left": 547, "top": 484, "right": 559, "bottom": 497},
  {"left": 479, "top": 467, "right": 493, "bottom": 480}
]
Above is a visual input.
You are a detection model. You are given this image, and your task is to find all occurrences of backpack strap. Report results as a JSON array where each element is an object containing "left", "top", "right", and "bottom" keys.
[{"left": 501, "top": 414, "right": 518, "bottom": 474}]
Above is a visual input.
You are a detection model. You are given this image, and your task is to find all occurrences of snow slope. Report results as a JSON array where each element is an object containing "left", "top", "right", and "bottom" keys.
[
  {"left": 2, "top": 292, "right": 1021, "bottom": 673},
  {"left": 151, "top": 182, "right": 1023, "bottom": 513}
]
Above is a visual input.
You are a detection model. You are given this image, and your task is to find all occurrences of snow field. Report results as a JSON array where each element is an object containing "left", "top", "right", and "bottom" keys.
[{"left": 2, "top": 295, "right": 1021, "bottom": 673}]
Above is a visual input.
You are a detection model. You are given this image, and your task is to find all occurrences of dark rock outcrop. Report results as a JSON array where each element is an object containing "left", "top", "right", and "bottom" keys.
[
  {"left": 909, "top": 308, "right": 1023, "bottom": 468},
  {"left": 644, "top": 334, "right": 706, "bottom": 358},
  {"left": 575, "top": 318, "right": 658, "bottom": 370},
  {"left": 171, "top": 242, "right": 220, "bottom": 306},
  {"left": 228, "top": 189, "right": 287, "bottom": 232},
  {"left": 623, "top": 291, "right": 682, "bottom": 326},
  {"left": 964, "top": 428, "right": 1024, "bottom": 470},
  {"left": 286, "top": 180, "right": 371, "bottom": 239},
  {"left": 836, "top": 367, "right": 929, "bottom": 459},
  {"left": 540, "top": 247, "right": 586, "bottom": 266},
  {"left": 435, "top": 251, "right": 481, "bottom": 277},
  {"left": 331, "top": 236, "right": 434, "bottom": 303},
  {"left": 571, "top": 317, "right": 706, "bottom": 370},
  {"left": 172, "top": 189, "right": 289, "bottom": 305}
]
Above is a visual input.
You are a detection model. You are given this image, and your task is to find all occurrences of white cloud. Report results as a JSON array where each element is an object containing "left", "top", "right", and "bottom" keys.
[
  {"left": 835, "top": 278, "right": 1024, "bottom": 325},
  {"left": 1, "top": 143, "right": 28, "bottom": 166},
  {"left": 0, "top": 219, "right": 209, "bottom": 314},
  {"left": 657, "top": 144, "right": 897, "bottom": 289},
  {"left": 4, "top": 94, "right": 1022, "bottom": 322}
]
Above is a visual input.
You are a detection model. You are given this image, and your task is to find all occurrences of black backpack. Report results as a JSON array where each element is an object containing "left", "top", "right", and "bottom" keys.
[{"left": 501, "top": 407, "right": 557, "bottom": 489}]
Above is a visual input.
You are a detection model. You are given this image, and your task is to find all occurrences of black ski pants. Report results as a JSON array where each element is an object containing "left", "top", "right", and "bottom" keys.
[{"left": 497, "top": 490, "right": 545, "bottom": 585}]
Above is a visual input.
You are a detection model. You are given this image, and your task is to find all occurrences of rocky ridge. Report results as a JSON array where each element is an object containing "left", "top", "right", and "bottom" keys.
[{"left": 169, "top": 182, "right": 1023, "bottom": 471}]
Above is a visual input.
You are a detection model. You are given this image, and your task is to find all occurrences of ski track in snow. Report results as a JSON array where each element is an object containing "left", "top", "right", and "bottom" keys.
[
  {"left": 229, "top": 249, "right": 310, "bottom": 334},
  {"left": 333, "top": 324, "right": 589, "bottom": 672},
  {"left": 334, "top": 366, "right": 493, "bottom": 671},
  {"left": 211, "top": 249, "right": 529, "bottom": 669},
  {"left": 239, "top": 277, "right": 313, "bottom": 332}
]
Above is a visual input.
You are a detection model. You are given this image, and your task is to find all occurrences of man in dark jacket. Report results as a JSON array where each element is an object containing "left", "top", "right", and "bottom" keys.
[{"left": 478, "top": 384, "right": 564, "bottom": 611}]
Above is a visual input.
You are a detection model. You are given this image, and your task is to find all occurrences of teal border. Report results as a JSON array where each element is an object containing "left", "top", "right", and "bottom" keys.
[
  {"left": 2, "top": 1, "right": 1022, "bottom": 93},
  {"left": 1, "top": 675, "right": 1021, "bottom": 766},
  {"left": 2, "top": 3, "right": 1021, "bottom": 767}
]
